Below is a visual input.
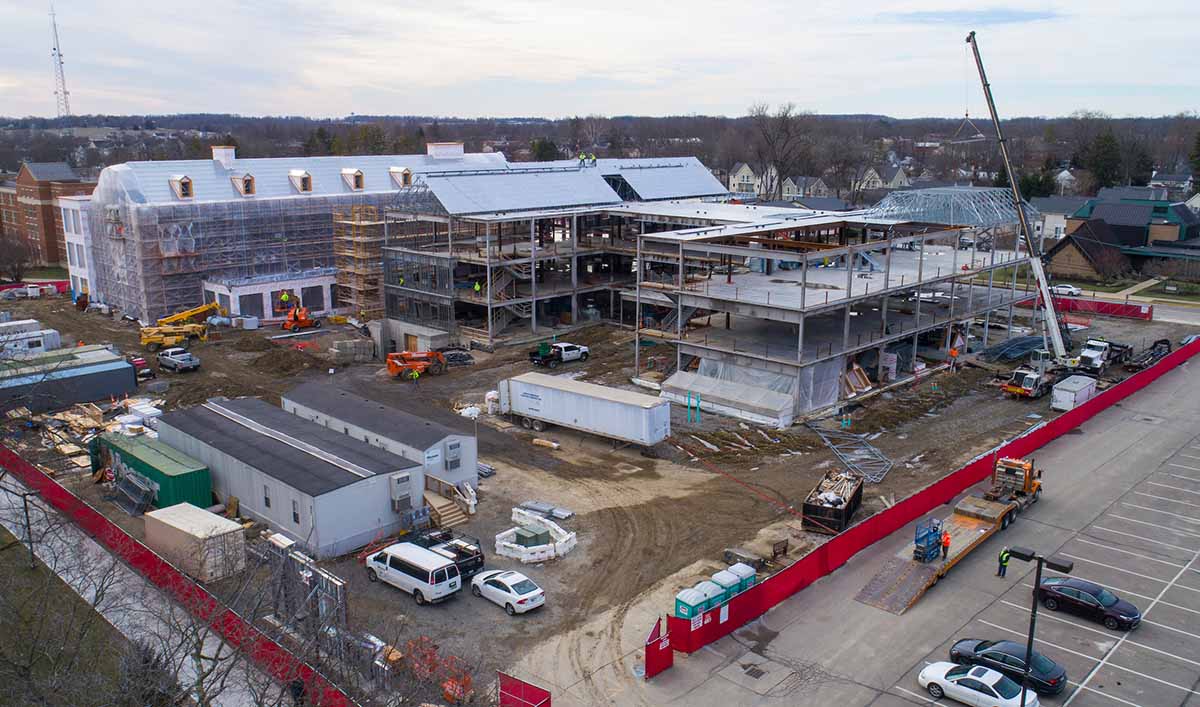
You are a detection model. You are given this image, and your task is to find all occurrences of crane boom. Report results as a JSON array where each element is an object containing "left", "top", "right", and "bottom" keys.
[{"left": 965, "top": 31, "right": 1067, "bottom": 361}]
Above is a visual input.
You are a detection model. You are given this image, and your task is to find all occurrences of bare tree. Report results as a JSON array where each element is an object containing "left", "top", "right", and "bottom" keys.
[
  {"left": 819, "top": 134, "right": 869, "bottom": 203},
  {"left": 748, "top": 103, "right": 814, "bottom": 200},
  {"left": 0, "top": 235, "right": 32, "bottom": 282}
]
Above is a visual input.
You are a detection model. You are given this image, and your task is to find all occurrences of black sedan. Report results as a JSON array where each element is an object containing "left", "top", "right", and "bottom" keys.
[
  {"left": 1037, "top": 577, "right": 1141, "bottom": 630},
  {"left": 949, "top": 639, "right": 1068, "bottom": 695}
]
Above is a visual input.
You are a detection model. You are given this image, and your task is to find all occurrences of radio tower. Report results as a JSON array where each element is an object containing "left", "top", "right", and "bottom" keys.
[{"left": 50, "top": 5, "right": 71, "bottom": 117}]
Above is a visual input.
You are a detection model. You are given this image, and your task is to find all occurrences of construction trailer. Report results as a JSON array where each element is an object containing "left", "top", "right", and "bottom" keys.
[
  {"left": 0, "top": 345, "right": 136, "bottom": 413},
  {"left": 498, "top": 372, "right": 671, "bottom": 446},
  {"left": 143, "top": 503, "right": 246, "bottom": 582},
  {"left": 280, "top": 381, "right": 478, "bottom": 498},
  {"left": 89, "top": 433, "right": 212, "bottom": 509},
  {"left": 157, "top": 397, "right": 423, "bottom": 559}
]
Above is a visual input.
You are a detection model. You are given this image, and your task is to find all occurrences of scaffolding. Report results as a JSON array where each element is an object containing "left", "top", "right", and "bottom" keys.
[{"left": 333, "top": 206, "right": 385, "bottom": 319}]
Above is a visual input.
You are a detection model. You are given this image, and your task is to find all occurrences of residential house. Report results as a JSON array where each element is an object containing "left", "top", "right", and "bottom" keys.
[
  {"left": 1053, "top": 169, "right": 1079, "bottom": 194},
  {"left": 1070, "top": 194, "right": 1200, "bottom": 245},
  {"left": 1097, "top": 186, "right": 1168, "bottom": 201},
  {"left": 1149, "top": 171, "right": 1194, "bottom": 200},
  {"left": 728, "top": 163, "right": 758, "bottom": 197},
  {"left": 781, "top": 176, "right": 830, "bottom": 199},
  {"left": 856, "top": 165, "right": 910, "bottom": 191},
  {"left": 1029, "top": 195, "right": 1089, "bottom": 241},
  {"left": 1045, "top": 219, "right": 1132, "bottom": 281},
  {"left": 2, "top": 162, "right": 95, "bottom": 266}
]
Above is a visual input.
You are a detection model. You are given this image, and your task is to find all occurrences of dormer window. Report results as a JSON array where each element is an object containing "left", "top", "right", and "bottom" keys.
[
  {"left": 232, "top": 174, "right": 255, "bottom": 196},
  {"left": 390, "top": 166, "right": 413, "bottom": 187},
  {"left": 342, "top": 168, "right": 365, "bottom": 191},
  {"left": 289, "top": 170, "right": 313, "bottom": 193},
  {"left": 169, "top": 175, "right": 193, "bottom": 199}
]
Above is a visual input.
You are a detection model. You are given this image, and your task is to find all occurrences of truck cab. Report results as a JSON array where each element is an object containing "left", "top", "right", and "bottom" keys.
[
  {"left": 1001, "top": 349, "right": 1056, "bottom": 398},
  {"left": 1077, "top": 338, "right": 1131, "bottom": 374}
]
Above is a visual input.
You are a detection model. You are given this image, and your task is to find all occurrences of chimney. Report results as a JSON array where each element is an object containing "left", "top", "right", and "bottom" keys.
[
  {"left": 211, "top": 145, "right": 236, "bottom": 170},
  {"left": 426, "top": 142, "right": 465, "bottom": 159}
]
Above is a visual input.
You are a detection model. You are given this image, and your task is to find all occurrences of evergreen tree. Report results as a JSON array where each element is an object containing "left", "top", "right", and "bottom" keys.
[{"left": 1085, "top": 131, "right": 1122, "bottom": 189}]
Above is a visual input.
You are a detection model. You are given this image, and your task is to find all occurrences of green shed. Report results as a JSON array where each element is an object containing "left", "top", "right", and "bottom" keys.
[{"left": 90, "top": 434, "right": 212, "bottom": 510}]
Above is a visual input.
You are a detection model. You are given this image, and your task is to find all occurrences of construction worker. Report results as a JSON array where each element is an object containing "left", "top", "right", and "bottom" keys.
[
  {"left": 411, "top": 368, "right": 420, "bottom": 386},
  {"left": 941, "top": 529, "right": 951, "bottom": 560},
  {"left": 473, "top": 281, "right": 482, "bottom": 295},
  {"left": 997, "top": 546, "right": 1011, "bottom": 577},
  {"left": 279, "top": 291, "right": 291, "bottom": 313},
  {"left": 578, "top": 152, "right": 586, "bottom": 165},
  {"left": 588, "top": 152, "right": 596, "bottom": 165},
  {"left": 948, "top": 346, "right": 959, "bottom": 372}
]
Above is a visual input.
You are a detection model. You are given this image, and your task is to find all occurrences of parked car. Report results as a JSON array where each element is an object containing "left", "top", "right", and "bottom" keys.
[
  {"left": 366, "top": 542, "right": 461, "bottom": 605},
  {"left": 528, "top": 342, "right": 589, "bottom": 369},
  {"left": 156, "top": 347, "right": 200, "bottom": 372},
  {"left": 126, "top": 354, "right": 156, "bottom": 381},
  {"left": 918, "top": 662, "right": 1039, "bottom": 706},
  {"left": 1036, "top": 576, "right": 1140, "bottom": 630},
  {"left": 471, "top": 569, "right": 545, "bottom": 615},
  {"left": 1180, "top": 333, "right": 1200, "bottom": 347},
  {"left": 410, "top": 528, "right": 485, "bottom": 579},
  {"left": 1049, "top": 284, "right": 1083, "bottom": 297},
  {"left": 949, "top": 639, "right": 1067, "bottom": 695}
]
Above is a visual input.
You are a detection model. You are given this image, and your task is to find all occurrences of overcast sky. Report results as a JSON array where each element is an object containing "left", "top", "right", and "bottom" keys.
[{"left": 2, "top": 1, "right": 1197, "bottom": 120}]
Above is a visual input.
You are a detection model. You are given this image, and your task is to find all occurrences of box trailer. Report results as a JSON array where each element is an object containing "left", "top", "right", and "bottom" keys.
[
  {"left": 90, "top": 433, "right": 211, "bottom": 509},
  {"left": 143, "top": 503, "right": 246, "bottom": 582},
  {"left": 498, "top": 372, "right": 671, "bottom": 446},
  {"left": 1051, "top": 375, "right": 1098, "bottom": 412}
]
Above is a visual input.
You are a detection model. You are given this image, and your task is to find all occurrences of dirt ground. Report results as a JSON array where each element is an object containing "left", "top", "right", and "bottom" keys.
[{"left": 5, "top": 294, "right": 1196, "bottom": 689}]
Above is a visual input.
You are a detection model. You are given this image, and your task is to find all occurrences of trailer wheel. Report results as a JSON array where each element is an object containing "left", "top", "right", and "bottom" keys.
[
  {"left": 548, "top": 359, "right": 560, "bottom": 369},
  {"left": 1001, "top": 512, "right": 1012, "bottom": 529},
  {"left": 521, "top": 417, "right": 533, "bottom": 429},
  {"left": 1032, "top": 488, "right": 1041, "bottom": 504},
  {"left": 531, "top": 419, "right": 546, "bottom": 432}
]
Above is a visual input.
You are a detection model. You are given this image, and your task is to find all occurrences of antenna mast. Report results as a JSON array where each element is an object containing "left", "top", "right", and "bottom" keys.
[{"left": 50, "top": 5, "right": 71, "bottom": 117}]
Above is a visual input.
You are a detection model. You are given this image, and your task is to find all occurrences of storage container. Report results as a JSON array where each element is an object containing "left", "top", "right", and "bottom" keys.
[
  {"left": 711, "top": 569, "right": 740, "bottom": 602},
  {"left": 498, "top": 372, "right": 671, "bottom": 446},
  {"left": 89, "top": 433, "right": 212, "bottom": 509},
  {"left": 674, "top": 587, "right": 706, "bottom": 619},
  {"left": 1051, "top": 375, "right": 1098, "bottom": 412},
  {"left": 514, "top": 527, "right": 539, "bottom": 547},
  {"left": 242, "top": 316, "right": 259, "bottom": 330},
  {"left": 728, "top": 562, "right": 757, "bottom": 592},
  {"left": 533, "top": 528, "right": 551, "bottom": 546},
  {"left": 143, "top": 503, "right": 245, "bottom": 582},
  {"left": 695, "top": 580, "right": 725, "bottom": 611}
]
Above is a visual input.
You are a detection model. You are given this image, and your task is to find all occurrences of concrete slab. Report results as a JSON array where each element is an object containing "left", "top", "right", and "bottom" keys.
[{"left": 714, "top": 653, "right": 795, "bottom": 694}]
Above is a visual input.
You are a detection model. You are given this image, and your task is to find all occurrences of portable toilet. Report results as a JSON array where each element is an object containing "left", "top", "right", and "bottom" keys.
[
  {"left": 674, "top": 587, "right": 706, "bottom": 619},
  {"left": 695, "top": 580, "right": 724, "bottom": 611},
  {"left": 712, "top": 569, "right": 740, "bottom": 602},
  {"left": 728, "top": 562, "right": 757, "bottom": 592}
]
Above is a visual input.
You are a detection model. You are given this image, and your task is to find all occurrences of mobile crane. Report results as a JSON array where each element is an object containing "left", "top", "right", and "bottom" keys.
[
  {"left": 965, "top": 32, "right": 1069, "bottom": 366},
  {"left": 140, "top": 302, "right": 228, "bottom": 351}
]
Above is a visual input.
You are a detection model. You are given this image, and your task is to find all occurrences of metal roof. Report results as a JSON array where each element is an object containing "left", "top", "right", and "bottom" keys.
[
  {"left": 283, "top": 381, "right": 468, "bottom": 449},
  {"left": 99, "top": 433, "right": 206, "bottom": 477},
  {"left": 510, "top": 372, "right": 667, "bottom": 409},
  {"left": 423, "top": 168, "right": 621, "bottom": 216},
  {"left": 159, "top": 397, "right": 418, "bottom": 497},
  {"left": 598, "top": 157, "right": 728, "bottom": 200},
  {"left": 1030, "top": 195, "right": 1089, "bottom": 216},
  {"left": 1090, "top": 202, "right": 1153, "bottom": 227},
  {"left": 101, "top": 152, "right": 510, "bottom": 205}
]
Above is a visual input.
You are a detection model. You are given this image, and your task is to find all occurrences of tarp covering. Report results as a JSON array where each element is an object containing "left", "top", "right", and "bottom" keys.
[
  {"left": 662, "top": 371, "right": 793, "bottom": 427},
  {"left": 795, "top": 357, "right": 842, "bottom": 413}
]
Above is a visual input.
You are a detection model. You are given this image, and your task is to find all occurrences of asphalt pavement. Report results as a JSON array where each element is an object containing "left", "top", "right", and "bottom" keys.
[{"left": 646, "top": 353, "right": 1199, "bottom": 706}]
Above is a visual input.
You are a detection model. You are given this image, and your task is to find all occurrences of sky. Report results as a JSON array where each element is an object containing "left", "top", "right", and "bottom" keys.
[{"left": 1, "top": 1, "right": 1197, "bottom": 120}]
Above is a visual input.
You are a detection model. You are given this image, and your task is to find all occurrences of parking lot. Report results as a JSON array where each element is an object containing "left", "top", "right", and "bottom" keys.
[{"left": 886, "top": 434, "right": 1200, "bottom": 707}]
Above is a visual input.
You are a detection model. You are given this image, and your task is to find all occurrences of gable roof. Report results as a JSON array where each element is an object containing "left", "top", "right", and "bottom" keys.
[
  {"left": 1030, "top": 195, "right": 1089, "bottom": 216},
  {"left": 730, "top": 162, "right": 751, "bottom": 176},
  {"left": 792, "top": 196, "right": 851, "bottom": 211},
  {"left": 877, "top": 165, "right": 905, "bottom": 183},
  {"left": 424, "top": 167, "right": 622, "bottom": 216},
  {"left": 21, "top": 162, "right": 81, "bottom": 182},
  {"left": 1048, "top": 219, "right": 1131, "bottom": 271},
  {"left": 282, "top": 381, "right": 468, "bottom": 449},
  {"left": 1151, "top": 173, "right": 1193, "bottom": 184},
  {"left": 1097, "top": 186, "right": 1168, "bottom": 202}
]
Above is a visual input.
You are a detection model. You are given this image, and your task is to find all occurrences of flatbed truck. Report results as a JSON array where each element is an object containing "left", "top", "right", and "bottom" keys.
[{"left": 855, "top": 457, "right": 1042, "bottom": 614}]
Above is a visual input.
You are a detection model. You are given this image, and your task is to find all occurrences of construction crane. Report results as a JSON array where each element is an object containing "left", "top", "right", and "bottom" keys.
[
  {"left": 965, "top": 31, "right": 1067, "bottom": 362},
  {"left": 155, "top": 301, "right": 226, "bottom": 327}
]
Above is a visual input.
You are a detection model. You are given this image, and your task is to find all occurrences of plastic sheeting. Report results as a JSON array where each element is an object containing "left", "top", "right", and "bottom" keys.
[
  {"left": 697, "top": 358, "right": 796, "bottom": 396},
  {"left": 662, "top": 371, "right": 793, "bottom": 428},
  {"left": 795, "top": 357, "right": 842, "bottom": 413}
]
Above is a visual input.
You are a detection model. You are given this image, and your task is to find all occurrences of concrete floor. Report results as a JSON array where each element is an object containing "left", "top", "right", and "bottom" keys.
[
  {"left": 642, "top": 353, "right": 1200, "bottom": 707},
  {"left": 685, "top": 246, "right": 1028, "bottom": 310}
]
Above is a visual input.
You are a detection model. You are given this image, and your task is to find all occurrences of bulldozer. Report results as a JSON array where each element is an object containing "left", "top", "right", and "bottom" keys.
[
  {"left": 386, "top": 351, "right": 447, "bottom": 379},
  {"left": 282, "top": 306, "right": 322, "bottom": 332},
  {"left": 140, "top": 302, "right": 227, "bottom": 352}
]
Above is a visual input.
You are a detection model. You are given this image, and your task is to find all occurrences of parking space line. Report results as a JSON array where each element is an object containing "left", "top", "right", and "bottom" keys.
[
  {"left": 1134, "top": 490, "right": 1200, "bottom": 510},
  {"left": 1066, "top": 541, "right": 1200, "bottom": 705},
  {"left": 1142, "top": 618, "right": 1200, "bottom": 641},
  {"left": 1068, "top": 684, "right": 1144, "bottom": 706},
  {"left": 892, "top": 685, "right": 941, "bottom": 705},
  {"left": 1017, "top": 579, "right": 1200, "bottom": 617},
  {"left": 1169, "top": 462, "right": 1200, "bottom": 472},
  {"left": 1107, "top": 513, "right": 1200, "bottom": 539},
  {"left": 978, "top": 618, "right": 1102, "bottom": 660},
  {"left": 1089, "top": 525, "right": 1197, "bottom": 553},
  {"left": 1122, "top": 502, "right": 1200, "bottom": 524},
  {"left": 1073, "top": 537, "right": 1187, "bottom": 568},
  {"left": 1178, "top": 453, "right": 1200, "bottom": 461},
  {"left": 1158, "top": 472, "right": 1200, "bottom": 484},
  {"left": 1058, "top": 553, "right": 1173, "bottom": 582},
  {"left": 1145, "top": 480, "right": 1200, "bottom": 497}
]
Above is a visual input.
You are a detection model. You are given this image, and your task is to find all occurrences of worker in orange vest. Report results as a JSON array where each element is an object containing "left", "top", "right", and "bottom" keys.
[
  {"left": 948, "top": 346, "right": 959, "bottom": 372},
  {"left": 941, "top": 529, "right": 951, "bottom": 560}
]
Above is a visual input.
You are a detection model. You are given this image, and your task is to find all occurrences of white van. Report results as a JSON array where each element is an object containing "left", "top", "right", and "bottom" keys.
[{"left": 366, "top": 542, "right": 461, "bottom": 605}]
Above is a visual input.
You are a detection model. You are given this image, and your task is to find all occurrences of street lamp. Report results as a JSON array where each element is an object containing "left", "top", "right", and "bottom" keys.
[{"left": 1008, "top": 546, "right": 1074, "bottom": 707}]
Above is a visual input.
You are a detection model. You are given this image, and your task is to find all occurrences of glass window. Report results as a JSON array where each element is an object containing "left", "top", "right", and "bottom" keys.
[
  {"left": 433, "top": 568, "right": 448, "bottom": 584},
  {"left": 993, "top": 676, "right": 1021, "bottom": 699},
  {"left": 263, "top": 484, "right": 271, "bottom": 508},
  {"left": 291, "top": 499, "right": 300, "bottom": 524},
  {"left": 1031, "top": 653, "right": 1056, "bottom": 673},
  {"left": 945, "top": 665, "right": 971, "bottom": 679},
  {"left": 61, "top": 208, "right": 72, "bottom": 233},
  {"left": 510, "top": 579, "right": 538, "bottom": 594},
  {"left": 1095, "top": 588, "right": 1119, "bottom": 607},
  {"left": 72, "top": 210, "right": 81, "bottom": 234}
]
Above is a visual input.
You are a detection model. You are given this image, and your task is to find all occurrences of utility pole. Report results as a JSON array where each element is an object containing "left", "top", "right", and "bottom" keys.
[{"left": 50, "top": 4, "right": 71, "bottom": 117}]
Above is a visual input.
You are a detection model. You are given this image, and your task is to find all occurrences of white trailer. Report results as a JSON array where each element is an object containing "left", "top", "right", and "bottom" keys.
[
  {"left": 498, "top": 372, "right": 671, "bottom": 446},
  {"left": 1051, "top": 375, "right": 1098, "bottom": 412},
  {"left": 0, "top": 329, "right": 61, "bottom": 358},
  {"left": 0, "top": 319, "right": 43, "bottom": 337}
]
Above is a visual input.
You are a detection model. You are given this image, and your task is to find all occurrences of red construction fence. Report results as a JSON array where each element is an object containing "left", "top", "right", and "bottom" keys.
[
  {"left": 644, "top": 616, "right": 673, "bottom": 680},
  {"left": 498, "top": 672, "right": 552, "bottom": 706},
  {"left": 1017, "top": 295, "right": 1153, "bottom": 321},
  {"left": 660, "top": 338, "right": 1200, "bottom": 660},
  {"left": 0, "top": 445, "right": 355, "bottom": 707}
]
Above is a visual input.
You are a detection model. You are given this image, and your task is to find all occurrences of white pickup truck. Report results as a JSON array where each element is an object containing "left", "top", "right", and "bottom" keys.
[
  {"left": 528, "top": 342, "right": 590, "bottom": 369},
  {"left": 157, "top": 347, "right": 200, "bottom": 372}
]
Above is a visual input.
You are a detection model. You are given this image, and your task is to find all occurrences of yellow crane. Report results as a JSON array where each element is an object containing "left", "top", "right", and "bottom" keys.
[{"left": 140, "top": 302, "right": 228, "bottom": 351}]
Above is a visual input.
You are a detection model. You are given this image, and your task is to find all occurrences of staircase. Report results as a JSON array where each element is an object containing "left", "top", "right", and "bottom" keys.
[
  {"left": 424, "top": 491, "right": 469, "bottom": 529},
  {"left": 504, "top": 262, "right": 533, "bottom": 279},
  {"left": 504, "top": 301, "right": 532, "bottom": 319},
  {"left": 661, "top": 305, "right": 699, "bottom": 332}
]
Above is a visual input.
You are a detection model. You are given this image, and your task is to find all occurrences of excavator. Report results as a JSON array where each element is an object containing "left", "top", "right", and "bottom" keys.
[{"left": 140, "top": 301, "right": 226, "bottom": 351}]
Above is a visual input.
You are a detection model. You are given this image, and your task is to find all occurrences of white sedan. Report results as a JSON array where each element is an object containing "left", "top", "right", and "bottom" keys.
[
  {"left": 1049, "top": 284, "right": 1083, "bottom": 297},
  {"left": 471, "top": 570, "right": 545, "bottom": 615},
  {"left": 919, "top": 662, "right": 1039, "bottom": 707}
]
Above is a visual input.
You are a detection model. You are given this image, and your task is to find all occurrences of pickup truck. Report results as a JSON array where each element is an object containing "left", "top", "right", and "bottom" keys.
[
  {"left": 1076, "top": 338, "right": 1132, "bottom": 375},
  {"left": 156, "top": 347, "right": 200, "bottom": 372},
  {"left": 528, "top": 342, "right": 589, "bottom": 369},
  {"left": 410, "top": 529, "right": 485, "bottom": 579}
]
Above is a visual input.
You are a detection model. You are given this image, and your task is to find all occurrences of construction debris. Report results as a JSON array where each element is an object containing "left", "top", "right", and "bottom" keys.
[
  {"left": 806, "top": 422, "right": 895, "bottom": 483},
  {"left": 532, "top": 438, "right": 560, "bottom": 450}
]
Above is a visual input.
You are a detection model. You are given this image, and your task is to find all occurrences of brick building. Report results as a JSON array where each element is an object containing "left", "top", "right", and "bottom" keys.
[{"left": 0, "top": 162, "right": 94, "bottom": 266}]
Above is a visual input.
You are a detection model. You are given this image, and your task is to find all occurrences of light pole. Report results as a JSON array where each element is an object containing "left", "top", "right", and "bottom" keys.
[{"left": 1008, "top": 546, "right": 1074, "bottom": 707}]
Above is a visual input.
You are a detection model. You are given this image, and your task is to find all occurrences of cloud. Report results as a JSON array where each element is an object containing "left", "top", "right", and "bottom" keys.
[{"left": 0, "top": 0, "right": 1196, "bottom": 120}]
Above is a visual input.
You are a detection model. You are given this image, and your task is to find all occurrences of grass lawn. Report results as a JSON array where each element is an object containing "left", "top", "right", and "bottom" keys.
[
  {"left": 23, "top": 266, "right": 69, "bottom": 280},
  {"left": 1050, "top": 278, "right": 1131, "bottom": 293},
  {"left": 0, "top": 525, "right": 127, "bottom": 703}
]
